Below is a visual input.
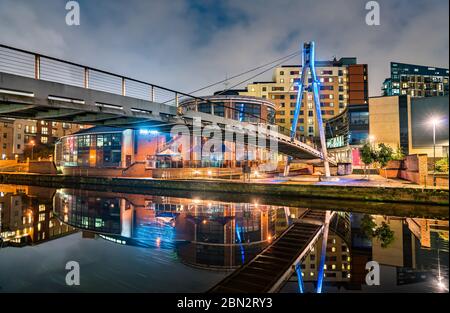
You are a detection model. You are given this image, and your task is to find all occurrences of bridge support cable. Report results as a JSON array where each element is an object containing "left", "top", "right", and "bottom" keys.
[
  {"left": 315, "top": 210, "right": 332, "bottom": 293},
  {"left": 189, "top": 51, "right": 300, "bottom": 95},
  {"left": 290, "top": 42, "right": 331, "bottom": 177}
]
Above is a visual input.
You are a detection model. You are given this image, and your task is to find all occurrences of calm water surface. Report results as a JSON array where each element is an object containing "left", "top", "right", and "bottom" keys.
[{"left": 0, "top": 184, "right": 448, "bottom": 293}]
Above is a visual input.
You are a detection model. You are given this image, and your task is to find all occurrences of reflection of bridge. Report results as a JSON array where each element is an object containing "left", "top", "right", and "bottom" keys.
[
  {"left": 209, "top": 210, "right": 336, "bottom": 293},
  {"left": 0, "top": 44, "right": 335, "bottom": 163}
]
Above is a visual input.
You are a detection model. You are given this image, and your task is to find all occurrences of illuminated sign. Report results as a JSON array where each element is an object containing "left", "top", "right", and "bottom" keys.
[{"left": 327, "top": 135, "right": 345, "bottom": 149}]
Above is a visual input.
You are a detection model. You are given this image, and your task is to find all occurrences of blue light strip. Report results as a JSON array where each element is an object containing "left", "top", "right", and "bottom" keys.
[
  {"left": 316, "top": 247, "right": 326, "bottom": 293},
  {"left": 295, "top": 263, "right": 305, "bottom": 293},
  {"left": 290, "top": 43, "right": 307, "bottom": 140},
  {"left": 235, "top": 222, "right": 246, "bottom": 264}
]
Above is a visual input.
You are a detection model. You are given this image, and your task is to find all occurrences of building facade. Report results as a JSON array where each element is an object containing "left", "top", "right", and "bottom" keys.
[
  {"left": 55, "top": 96, "right": 285, "bottom": 178},
  {"left": 0, "top": 118, "right": 87, "bottom": 160},
  {"left": 324, "top": 104, "right": 369, "bottom": 165},
  {"left": 369, "top": 95, "right": 449, "bottom": 157},
  {"left": 382, "top": 62, "right": 449, "bottom": 97},
  {"left": 180, "top": 94, "right": 276, "bottom": 125},
  {"left": 239, "top": 58, "right": 368, "bottom": 140}
]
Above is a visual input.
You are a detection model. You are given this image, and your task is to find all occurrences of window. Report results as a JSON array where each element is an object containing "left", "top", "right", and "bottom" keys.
[
  {"left": 198, "top": 103, "right": 212, "bottom": 114},
  {"left": 41, "top": 136, "right": 48, "bottom": 144},
  {"left": 41, "top": 127, "right": 48, "bottom": 135},
  {"left": 280, "top": 71, "right": 284, "bottom": 75}
]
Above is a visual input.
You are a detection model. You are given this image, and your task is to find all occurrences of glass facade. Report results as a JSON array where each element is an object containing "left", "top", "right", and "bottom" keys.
[
  {"left": 59, "top": 132, "right": 122, "bottom": 167},
  {"left": 180, "top": 96, "right": 276, "bottom": 125},
  {"left": 234, "top": 102, "right": 261, "bottom": 123}
]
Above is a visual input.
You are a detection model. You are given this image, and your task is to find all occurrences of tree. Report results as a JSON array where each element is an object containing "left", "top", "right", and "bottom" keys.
[
  {"left": 374, "top": 222, "right": 395, "bottom": 248},
  {"left": 376, "top": 143, "right": 394, "bottom": 179},
  {"left": 392, "top": 144, "right": 405, "bottom": 161},
  {"left": 435, "top": 158, "right": 449, "bottom": 173},
  {"left": 360, "top": 142, "right": 376, "bottom": 179},
  {"left": 360, "top": 214, "right": 376, "bottom": 239}
]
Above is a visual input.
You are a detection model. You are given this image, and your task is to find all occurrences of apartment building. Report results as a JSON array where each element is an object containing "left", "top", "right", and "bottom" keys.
[
  {"left": 382, "top": 62, "right": 449, "bottom": 97},
  {"left": 240, "top": 58, "right": 368, "bottom": 140},
  {"left": 0, "top": 119, "right": 89, "bottom": 160}
]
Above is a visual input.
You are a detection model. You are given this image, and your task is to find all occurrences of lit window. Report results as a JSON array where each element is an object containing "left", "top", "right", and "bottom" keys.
[{"left": 41, "top": 136, "right": 48, "bottom": 144}]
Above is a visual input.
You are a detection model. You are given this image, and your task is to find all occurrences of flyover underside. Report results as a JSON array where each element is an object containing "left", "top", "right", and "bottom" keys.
[{"left": 0, "top": 72, "right": 334, "bottom": 163}]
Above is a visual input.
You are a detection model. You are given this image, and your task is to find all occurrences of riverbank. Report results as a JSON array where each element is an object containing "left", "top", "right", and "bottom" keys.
[{"left": 1, "top": 172, "right": 448, "bottom": 207}]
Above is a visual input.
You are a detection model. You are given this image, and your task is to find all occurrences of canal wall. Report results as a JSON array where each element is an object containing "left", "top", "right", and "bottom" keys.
[{"left": 0, "top": 172, "right": 448, "bottom": 206}]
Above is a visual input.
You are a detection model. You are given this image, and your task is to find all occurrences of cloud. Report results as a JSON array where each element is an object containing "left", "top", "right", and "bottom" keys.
[{"left": 0, "top": 0, "right": 448, "bottom": 96}]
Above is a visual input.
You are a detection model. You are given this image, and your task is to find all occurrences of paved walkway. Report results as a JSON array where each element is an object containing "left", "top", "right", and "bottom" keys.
[{"left": 255, "top": 174, "right": 446, "bottom": 189}]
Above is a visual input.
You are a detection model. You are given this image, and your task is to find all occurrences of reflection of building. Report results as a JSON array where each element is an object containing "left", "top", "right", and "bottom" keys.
[
  {"left": 53, "top": 189, "right": 289, "bottom": 269},
  {"left": 382, "top": 62, "right": 448, "bottom": 97},
  {"left": 0, "top": 185, "right": 76, "bottom": 247},
  {"left": 239, "top": 58, "right": 368, "bottom": 140},
  {"left": 301, "top": 213, "right": 352, "bottom": 284},
  {"left": 369, "top": 95, "right": 449, "bottom": 156},
  {"left": 372, "top": 216, "right": 449, "bottom": 286}
]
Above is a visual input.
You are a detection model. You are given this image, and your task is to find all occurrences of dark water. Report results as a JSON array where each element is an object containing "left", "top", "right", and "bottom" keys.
[{"left": 0, "top": 184, "right": 448, "bottom": 293}]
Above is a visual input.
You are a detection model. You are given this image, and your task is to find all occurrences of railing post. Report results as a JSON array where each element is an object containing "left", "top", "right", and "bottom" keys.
[
  {"left": 150, "top": 85, "right": 155, "bottom": 102},
  {"left": 34, "top": 55, "right": 40, "bottom": 79},
  {"left": 84, "top": 68, "right": 89, "bottom": 88},
  {"left": 122, "top": 78, "right": 126, "bottom": 96}
]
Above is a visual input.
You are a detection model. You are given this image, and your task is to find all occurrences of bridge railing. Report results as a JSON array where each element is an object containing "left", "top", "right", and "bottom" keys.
[
  {"left": 0, "top": 44, "right": 294, "bottom": 131},
  {"left": 0, "top": 44, "right": 193, "bottom": 107}
]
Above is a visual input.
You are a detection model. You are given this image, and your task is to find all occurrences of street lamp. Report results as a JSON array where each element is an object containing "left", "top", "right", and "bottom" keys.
[
  {"left": 29, "top": 140, "right": 35, "bottom": 160},
  {"left": 429, "top": 118, "right": 442, "bottom": 186}
]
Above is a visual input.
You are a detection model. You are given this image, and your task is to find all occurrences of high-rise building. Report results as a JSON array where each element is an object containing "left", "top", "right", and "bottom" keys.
[
  {"left": 239, "top": 57, "right": 368, "bottom": 140},
  {"left": 382, "top": 62, "right": 449, "bottom": 97}
]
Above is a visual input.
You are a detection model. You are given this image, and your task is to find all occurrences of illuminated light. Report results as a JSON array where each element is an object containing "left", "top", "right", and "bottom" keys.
[
  {"left": 48, "top": 95, "right": 85, "bottom": 104},
  {"left": 193, "top": 170, "right": 200, "bottom": 175},
  {"left": 207, "top": 203, "right": 212, "bottom": 207},
  {"left": 254, "top": 171, "right": 259, "bottom": 177},
  {"left": 207, "top": 170, "right": 212, "bottom": 176},
  {"left": 202, "top": 219, "right": 208, "bottom": 224},
  {"left": 193, "top": 199, "right": 201, "bottom": 204},
  {"left": 139, "top": 129, "right": 159, "bottom": 135},
  {"left": 0, "top": 88, "right": 34, "bottom": 97},
  {"left": 156, "top": 237, "right": 161, "bottom": 247},
  {"left": 267, "top": 235, "right": 272, "bottom": 242},
  {"left": 429, "top": 117, "right": 442, "bottom": 126}
]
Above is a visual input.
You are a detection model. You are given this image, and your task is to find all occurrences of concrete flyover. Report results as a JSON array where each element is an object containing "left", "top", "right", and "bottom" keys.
[{"left": 0, "top": 44, "right": 335, "bottom": 163}]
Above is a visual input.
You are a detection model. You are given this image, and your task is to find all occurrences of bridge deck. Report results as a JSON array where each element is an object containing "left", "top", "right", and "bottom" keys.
[{"left": 209, "top": 210, "right": 328, "bottom": 293}]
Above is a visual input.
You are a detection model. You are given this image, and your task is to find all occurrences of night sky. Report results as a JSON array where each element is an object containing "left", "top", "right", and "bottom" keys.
[{"left": 0, "top": 0, "right": 448, "bottom": 96}]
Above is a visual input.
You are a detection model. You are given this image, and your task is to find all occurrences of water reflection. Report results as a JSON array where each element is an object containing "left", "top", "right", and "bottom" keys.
[
  {"left": 0, "top": 185, "right": 76, "bottom": 248},
  {"left": 52, "top": 189, "right": 304, "bottom": 269},
  {"left": 0, "top": 184, "right": 448, "bottom": 292}
]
